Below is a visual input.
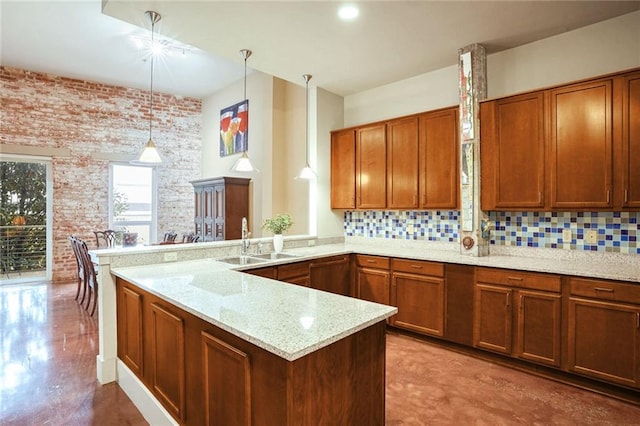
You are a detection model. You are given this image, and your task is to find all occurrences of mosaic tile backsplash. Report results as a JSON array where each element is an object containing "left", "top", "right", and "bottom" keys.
[{"left": 343, "top": 211, "right": 640, "bottom": 255}]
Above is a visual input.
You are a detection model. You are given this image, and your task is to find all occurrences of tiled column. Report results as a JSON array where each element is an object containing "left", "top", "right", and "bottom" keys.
[{"left": 458, "top": 44, "right": 488, "bottom": 256}]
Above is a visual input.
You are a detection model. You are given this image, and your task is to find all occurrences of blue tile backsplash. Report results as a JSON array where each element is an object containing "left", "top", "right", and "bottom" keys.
[{"left": 343, "top": 210, "right": 640, "bottom": 254}]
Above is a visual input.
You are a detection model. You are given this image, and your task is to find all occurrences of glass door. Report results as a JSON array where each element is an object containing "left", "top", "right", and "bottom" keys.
[{"left": 0, "top": 156, "right": 52, "bottom": 284}]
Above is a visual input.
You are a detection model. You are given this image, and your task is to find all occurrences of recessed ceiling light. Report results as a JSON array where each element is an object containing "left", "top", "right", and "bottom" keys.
[{"left": 338, "top": 4, "right": 359, "bottom": 21}]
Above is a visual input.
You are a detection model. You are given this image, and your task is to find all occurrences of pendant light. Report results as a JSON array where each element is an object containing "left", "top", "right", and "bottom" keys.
[
  {"left": 296, "top": 74, "right": 316, "bottom": 179},
  {"left": 231, "top": 49, "right": 258, "bottom": 173},
  {"left": 132, "top": 10, "right": 164, "bottom": 165}
]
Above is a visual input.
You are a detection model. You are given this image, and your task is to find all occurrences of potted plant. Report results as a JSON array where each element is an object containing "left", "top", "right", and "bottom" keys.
[{"left": 262, "top": 213, "right": 293, "bottom": 253}]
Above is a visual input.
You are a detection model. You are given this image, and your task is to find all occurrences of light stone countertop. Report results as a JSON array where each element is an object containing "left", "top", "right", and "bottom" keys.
[
  {"left": 111, "top": 258, "right": 397, "bottom": 362},
  {"left": 110, "top": 238, "right": 638, "bottom": 361}
]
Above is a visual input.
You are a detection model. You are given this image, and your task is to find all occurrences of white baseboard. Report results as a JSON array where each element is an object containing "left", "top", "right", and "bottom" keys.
[{"left": 116, "top": 359, "right": 178, "bottom": 426}]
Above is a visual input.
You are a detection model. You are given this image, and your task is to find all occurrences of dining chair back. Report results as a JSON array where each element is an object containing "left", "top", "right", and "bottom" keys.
[
  {"left": 163, "top": 231, "right": 178, "bottom": 243},
  {"left": 94, "top": 230, "right": 117, "bottom": 248},
  {"left": 182, "top": 232, "right": 200, "bottom": 243},
  {"left": 68, "top": 235, "right": 86, "bottom": 303},
  {"left": 75, "top": 237, "right": 99, "bottom": 316}
]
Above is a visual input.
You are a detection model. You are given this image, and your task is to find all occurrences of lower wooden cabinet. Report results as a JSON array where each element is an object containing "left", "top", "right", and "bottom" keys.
[
  {"left": 474, "top": 268, "right": 561, "bottom": 367},
  {"left": 276, "top": 261, "right": 310, "bottom": 287},
  {"left": 116, "top": 277, "right": 387, "bottom": 425},
  {"left": 390, "top": 259, "right": 445, "bottom": 337},
  {"left": 355, "top": 255, "right": 390, "bottom": 305},
  {"left": 201, "top": 331, "right": 251, "bottom": 426},
  {"left": 309, "top": 255, "right": 352, "bottom": 296},
  {"left": 567, "top": 277, "right": 640, "bottom": 388}
]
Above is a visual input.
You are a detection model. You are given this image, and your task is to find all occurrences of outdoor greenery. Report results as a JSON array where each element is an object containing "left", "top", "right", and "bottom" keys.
[
  {"left": 261, "top": 213, "right": 294, "bottom": 235},
  {"left": 1, "top": 161, "right": 47, "bottom": 273}
]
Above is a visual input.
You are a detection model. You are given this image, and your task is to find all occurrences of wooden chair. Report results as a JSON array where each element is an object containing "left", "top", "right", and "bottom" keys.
[
  {"left": 75, "top": 237, "right": 99, "bottom": 315},
  {"left": 94, "top": 230, "right": 117, "bottom": 248},
  {"left": 182, "top": 232, "right": 199, "bottom": 243},
  {"left": 163, "top": 231, "right": 178, "bottom": 243},
  {"left": 68, "top": 235, "right": 86, "bottom": 303}
]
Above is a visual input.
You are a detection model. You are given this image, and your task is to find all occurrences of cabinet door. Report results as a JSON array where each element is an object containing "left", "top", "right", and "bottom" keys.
[
  {"left": 391, "top": 272, "right": 444, "bottom": 337},
  {"left": 481, "top": 93, "right": 545, "bottom": 209},
  {"left": 117, "top": 283, "right": 144, "bottom": 377},
  {"left": 550, "top": 79, "right": 613, "bottom": 208},
  {"left": 357, "top": 267, "right": 390, "bottom": 305},
  {"left": 201, "top": 331, "right": 251, "bottom": 426},
  {"left": 387, "top": 117, "right": 419, "bottom": 209},
  {"left": 194, "top": 187, "right": 204, "bottom": 239},
  {"left": 203, "top": 186, "right": 215, "bottom": 241},
  {"left": 356, "top": 124, "right": 387, "bottom": 209},
  {"left": 331, "top": 129, "right": 356, "bottom": 209},
  {"left": 621, "top": 72, "right": 640, "bottom": 208},
  {"left": 473, "top": 284, "right": 512, "bottom": 354},
  {"left": 419, "top": 108, "right": 459, "bottom": 209},
  {"left": 150, "top": 303, "right": 186, "bottom": 421},
  {"left": 568, "top": 297, "right": 640, "bottom": 388},
  {"left": 515, "top": 290, "right": 561, "bottom": 367},
  {"left": 309, "top": 255, "right": 352, "bottom": 296},
  {"left": 213, "top": 185, "right": 225, "bottom": 241}
]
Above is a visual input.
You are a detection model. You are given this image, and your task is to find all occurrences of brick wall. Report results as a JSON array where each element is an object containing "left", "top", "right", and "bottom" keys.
[{"left": 0, "top": 66, "right": 202, "bottom": 282}]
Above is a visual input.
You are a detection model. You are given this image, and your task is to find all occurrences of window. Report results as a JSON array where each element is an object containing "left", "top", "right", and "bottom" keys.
[{"left": 109, "top": 164, "right": 157, "bottom": 245}]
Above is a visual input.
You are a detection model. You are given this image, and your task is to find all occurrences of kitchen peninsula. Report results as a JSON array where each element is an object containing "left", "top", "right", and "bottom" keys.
[
  {"left": 107, "top": 251, "right": 396, "bottom": 426},
  {"left": 92, "top": 237, "right": 640, "bottom": 424}
]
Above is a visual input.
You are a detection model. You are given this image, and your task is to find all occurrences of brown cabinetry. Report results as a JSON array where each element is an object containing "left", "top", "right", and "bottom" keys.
[
  {"left": 390, "top": 258, "right": 445, "bottom": 337},
  {"left": 117, "top": 284, "right": 144, "bottom": 377},
  {"left": 550, "top": 78, "right": 613, "bottom": 209},
  {"left": 276, "top": 261, "right": 311, "bottom": 287},
  {"left": 116, "top": 277, "right": 387, "bottom": 425},
  {"left": 481, "top": 68, "right": 640, "bottom": 211},
  {"left": 567, "top": 277, "right": 640, "bottom": 388},
  {"left": 474, "top": 268, "right": 561, "bottom": 367},
  {"left": 191, "top": 177, "right": 250, "bottom": 242},
  {"left": 330, "top": 107, "right": 459, "bottom": 211},
  {"left": 620, "top": 71, "right": 640, "bottom": 208},
  {"left": 481, "top": 92, "right": 545, "bottom": 210},
  {"left": 309, "top": 255, "right": 352, "bottom": 296},
  {"left": 355, "top": 255, "right": 390, "bottom": 305},
  {"left": 419, "top": 107, "right": 459, "bottom": 209},
  {"left": 330, "top": 129, "right": 356, "bottom": 209},
  {"left": 356, "top": 124, "right": 387, "bottom": 209},
  {"left": 386, "top": 117, "right": 419, "bottom": 209}
]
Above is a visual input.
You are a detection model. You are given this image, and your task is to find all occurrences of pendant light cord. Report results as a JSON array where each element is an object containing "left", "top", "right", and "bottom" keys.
[
  {"left": 305, "top": 77, "right": 309, "bottom": 164},
  {"left": 243, "top": 54, "right": 247, "bottom": 100},
  {"left": 149, "top": 18, "right": 156, "bottom": 140}
]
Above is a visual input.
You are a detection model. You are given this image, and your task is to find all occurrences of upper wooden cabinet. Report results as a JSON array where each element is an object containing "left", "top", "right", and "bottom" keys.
[
  {"left": 482, "top": 68, "right": 640, "bottom": 211},
  {"left": 550, "top": 78, "right": 613, "bottom": 209},
  {"left": 419, "top": 107, "right": 459, "bottom": 209},
  {"left": 356, "top": 124, "right": 387, "bottom": 209},
  {"left": 330, "top": 129, "right": 356, "bottom": 209},
  {"left": 481, "top": 92, "right": 545, "bottom": 210},
  {"left": 620, "top": 71, "right": 640, "bottom": 208},
  {"left": 387, "top": 117, "right": 419, "bottom": 209},
  {"left": 330, "top": 106, "right": 459, "bottom": 210}
]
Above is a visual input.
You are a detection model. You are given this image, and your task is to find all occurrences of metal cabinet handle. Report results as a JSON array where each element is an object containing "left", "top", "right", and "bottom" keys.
[
  {"left": 594, "top": 287, "right": 614, "bottom": 293},
  {"left": 507, "top": 276, "right": 524, "bottom": 281}
]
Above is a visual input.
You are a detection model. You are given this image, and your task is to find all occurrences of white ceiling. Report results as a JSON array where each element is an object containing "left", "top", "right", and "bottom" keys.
[{"left": 2, "top": 1, "right": 639, "bottom": 99}]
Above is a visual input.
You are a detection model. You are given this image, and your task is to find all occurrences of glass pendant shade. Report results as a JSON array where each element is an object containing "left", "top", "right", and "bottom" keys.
[
  {"left": 132, "top": 138, "right": 163, "bottom": 165},
  {"left": 231, "top": 151, "right": 258, "bottom": 173},
  {"left": 297, "top": 164, "right": 316, "bottom": 180}
]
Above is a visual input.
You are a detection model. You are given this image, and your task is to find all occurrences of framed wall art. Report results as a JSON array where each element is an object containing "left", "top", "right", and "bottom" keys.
[{"left": 220, "top": 99, "right": 248, "bottom": 157}]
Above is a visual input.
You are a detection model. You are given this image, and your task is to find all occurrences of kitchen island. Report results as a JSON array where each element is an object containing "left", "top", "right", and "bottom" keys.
[{"left": 111, "top": 258, "right": 396, "bottom": 426}]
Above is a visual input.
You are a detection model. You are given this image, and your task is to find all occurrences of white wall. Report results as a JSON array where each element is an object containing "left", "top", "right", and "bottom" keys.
[
  {"left": 201, "top": 71, "right": 274, "bottom": 237},
  {"left": 344, "top": 10, "right": 640, "bottom": 126}
]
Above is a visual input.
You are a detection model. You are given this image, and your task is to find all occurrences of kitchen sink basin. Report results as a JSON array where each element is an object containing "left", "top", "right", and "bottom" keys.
[
  {"left": 217, "top": 256, "right": 267, "bottom": 265},
  {"left": 253, "top": 252, "right": 300, "bottom": 260}
]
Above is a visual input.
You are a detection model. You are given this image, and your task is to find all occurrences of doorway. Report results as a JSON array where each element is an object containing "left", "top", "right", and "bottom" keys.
[{"left": 0, "top": 156, "right": 52, "bottom": 284}]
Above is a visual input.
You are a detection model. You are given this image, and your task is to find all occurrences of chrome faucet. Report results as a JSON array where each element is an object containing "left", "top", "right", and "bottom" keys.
[{"left": 241, "top": 217, "right": 250, "bottom": 255}]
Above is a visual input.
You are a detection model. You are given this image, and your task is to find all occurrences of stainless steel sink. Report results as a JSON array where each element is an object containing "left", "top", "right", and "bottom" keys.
[
  {"left": 253, "top": 252, "right": 300, "bottom": 260},
  {"left": 217, "top": 256, "right": 267, "bottom": 265}
]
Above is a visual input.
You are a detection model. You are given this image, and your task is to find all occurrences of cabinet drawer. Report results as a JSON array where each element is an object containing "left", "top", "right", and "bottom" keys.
[
  {"left": 392, "top": 258, "right": 444, "bottom": 277},
  {"left": 570, "top": 277, "right": 640, "bottom": 304},
  {"left": 277, "top": 261, "right": 310, "bottom": 281},
  {"left": 356, "top": 255, "right": 390, "bottom": 269},
  {"left": 476, "top": 267, "right": 560, "bottom": 292}
]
